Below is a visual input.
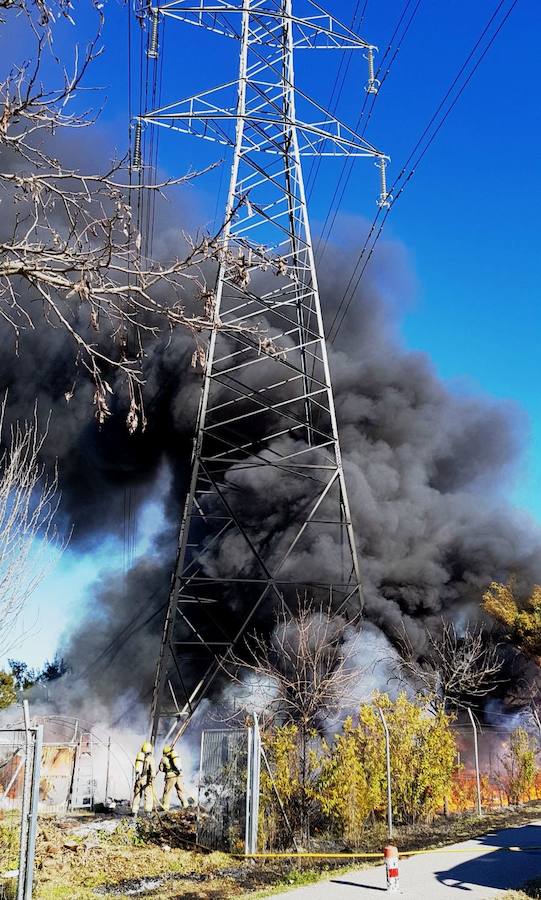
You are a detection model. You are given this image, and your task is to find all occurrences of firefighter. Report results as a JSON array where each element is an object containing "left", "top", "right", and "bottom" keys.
[
  {"left": 132, "top": 741, "right": 156, "bottom": 815},
  {"left": 159, "top": 744, "right": 187, "bottom": 810}
]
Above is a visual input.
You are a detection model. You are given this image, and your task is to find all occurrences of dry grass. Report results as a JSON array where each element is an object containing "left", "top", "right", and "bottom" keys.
[
  {"left": 498, "top": 894, "right": 530, "bottom": 899},
  {"left": 35, "top": 817, "right": 238, "bottom": 899},
  {"left": 304, "top": 801, "right": 541, "bottom": 855},
  {"left": 33, "top": 815, "right": 356, "bottom": 900},
  {"left": 31, "top": 803, "right": 541, "bottom": 900},
  {"left": 498, "top": 879, "right": 541, "bottom": 899}
]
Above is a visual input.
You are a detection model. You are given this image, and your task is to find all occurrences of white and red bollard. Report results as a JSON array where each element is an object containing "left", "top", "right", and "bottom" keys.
[{"left": 384, "top": 844, "right": 400, "bottom": 892}]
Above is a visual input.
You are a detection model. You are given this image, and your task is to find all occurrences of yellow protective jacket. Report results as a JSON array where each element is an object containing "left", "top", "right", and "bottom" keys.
[
  {"left": 134, "top": 751, "right": 156, "bottom": 784},
  {"left": 159, "top": 749, "right": 182, "bottom": 777}
]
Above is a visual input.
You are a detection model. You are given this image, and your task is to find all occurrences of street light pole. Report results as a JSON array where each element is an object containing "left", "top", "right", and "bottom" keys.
[
  {"left": 378, "top": 707, "right": 393, "bottom": 840},
  {"left": 467, "top": 708, "right": 483, "bottom": 817}
]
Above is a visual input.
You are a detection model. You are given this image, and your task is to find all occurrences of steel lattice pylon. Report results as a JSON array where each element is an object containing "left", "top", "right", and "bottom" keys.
[{"left": 139, "top": 0, "right": 389, "bottom": 746}]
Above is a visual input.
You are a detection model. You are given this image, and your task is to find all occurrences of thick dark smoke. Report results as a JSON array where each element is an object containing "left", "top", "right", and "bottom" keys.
[{"left": 2, "top": 220, "right": 540, "bottom": 724}]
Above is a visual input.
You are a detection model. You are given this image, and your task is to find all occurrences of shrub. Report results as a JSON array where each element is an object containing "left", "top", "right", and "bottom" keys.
[{"left": 501, "top": 727, "right": 537, "bottom": 805}]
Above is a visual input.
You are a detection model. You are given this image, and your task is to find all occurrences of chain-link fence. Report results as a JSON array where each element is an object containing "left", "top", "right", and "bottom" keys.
[
  {"left": 450, "top": 723, "right": 541, "bottom": 813},
  {"left": 253, "top": 713, "right": 541, "bottom": 850},
  {"left": 0, "top": 713, "right": 42, "bottom": 900},
  {"left": 0, "top": 728, "right": 27, "bottom": 897},
  {"left": 5, "top": 715, "right": 133, "bottom": 814},
  {"left": 196, "top": 720, "right": 261, "bottom": 853},
  {"left": 197, "top": 728, "right": 249, "bottom": 851}
]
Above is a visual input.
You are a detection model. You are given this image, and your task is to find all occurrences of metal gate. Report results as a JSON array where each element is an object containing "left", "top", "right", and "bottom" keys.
[
  {"left": 0, "top": 704, "right": 43, "bottom": 900},
  {"left": 197, "top": 719, "right": 260, "bottom": 852}
]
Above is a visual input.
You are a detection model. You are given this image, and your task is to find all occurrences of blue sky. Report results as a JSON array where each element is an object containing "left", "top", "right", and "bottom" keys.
[{"left": 3, "top": 0, "right": 539, "bottom": 669}]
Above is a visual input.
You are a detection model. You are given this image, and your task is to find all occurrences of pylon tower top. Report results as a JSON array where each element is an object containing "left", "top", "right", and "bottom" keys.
[{"left": 137, "top": 0, "right": 389, "bottom": 747}]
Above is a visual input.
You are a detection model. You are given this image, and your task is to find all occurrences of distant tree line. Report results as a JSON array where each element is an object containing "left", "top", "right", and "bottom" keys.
[{"left": 0, "top": 655, "right": 68, "bottom": 710}]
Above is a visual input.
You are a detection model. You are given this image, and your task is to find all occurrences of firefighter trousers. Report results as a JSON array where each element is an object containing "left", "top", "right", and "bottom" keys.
[
  {"left": 132, "top": 778, "right": 154, "bottom": 814},
  {"left": 162, "top": 773, "right": 187, "bottom": 810}
]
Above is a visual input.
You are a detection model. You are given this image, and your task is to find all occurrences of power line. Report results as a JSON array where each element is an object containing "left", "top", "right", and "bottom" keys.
[
  {"left": 305, "top": 0, "right": 364, "bottom": 200},
  {"left": 315, "top": 0, "right": 422, "bottom": 261},
  {"left": 327, "top": 0, "right": 520, "bottom": 345},
  {"left": 73, "top": 588, "right": 167, "bottom": 686}
]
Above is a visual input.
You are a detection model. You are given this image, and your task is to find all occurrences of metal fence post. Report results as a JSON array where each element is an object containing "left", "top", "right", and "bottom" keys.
[
  {"left": 244, "top": 714, "right": 261, "bottom": 855},
  {"left": 105, "top": 736, "right": 112, "bottom": 801},
  {"left": 244, "top": 723, "right": 253, "bottom": 854},
  {"left": 531, "top": 706, "right": 541, "bottom": 739},
  {"left": 251, "top": 715, "right": 261, "bottom": 851},
  {"left": 24, "top": 724, "right": 43, "bottom": 900},
  {"left": 16, "top": 701, "right": 32, "bottom": 900},
  {"left": 378, "top": 707, "right": 393, "bottom": 841},
  {"left": 467, "top": 708, "right": 483, "bottom": 817}
]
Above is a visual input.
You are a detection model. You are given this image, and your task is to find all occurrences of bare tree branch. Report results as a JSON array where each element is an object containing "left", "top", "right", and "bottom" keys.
[
  {"left": 228, "top": 595, "right": 362, "bottom": 730},
  {"left": 394, "top": 618, "right": 504, "bottom": 712},
  {"left": 0, "top": 395, "right": 63, "bottom": 655},
  {"left": 0, "top": 0, "right": 286, "bottom": 429}
]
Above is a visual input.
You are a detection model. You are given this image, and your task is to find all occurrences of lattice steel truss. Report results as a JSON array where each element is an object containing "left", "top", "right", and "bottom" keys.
[{"left": 138, "top": 0, "right": 389, "bottom": 746}]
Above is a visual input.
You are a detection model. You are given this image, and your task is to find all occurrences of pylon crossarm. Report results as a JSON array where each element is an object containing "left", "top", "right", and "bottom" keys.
[
  {"left": 156, "top": 1, "right": 375, "bottom": 50},
  {"left": 143, "top": 109, "right": 383, "bottom": 157}
]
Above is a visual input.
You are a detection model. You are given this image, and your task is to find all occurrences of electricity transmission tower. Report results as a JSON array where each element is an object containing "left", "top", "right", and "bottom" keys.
[{"left": 136, "top": 0, "right": 389, "bottom": 747}]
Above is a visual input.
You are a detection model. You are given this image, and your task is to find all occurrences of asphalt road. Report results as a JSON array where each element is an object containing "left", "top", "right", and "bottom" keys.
[{"left": 266, "top": 821, "right": 541, "bottom": 898}]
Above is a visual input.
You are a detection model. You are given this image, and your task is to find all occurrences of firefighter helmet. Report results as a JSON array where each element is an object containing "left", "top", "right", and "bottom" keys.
[
  {"left": 163, "top": 745, "right": 173, "bottom": 755},
  {"left": 141, "top": 741, "right": 153, "bottom": 754}
]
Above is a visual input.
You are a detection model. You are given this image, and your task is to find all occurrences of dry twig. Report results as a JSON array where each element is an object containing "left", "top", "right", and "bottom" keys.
[
  {"left": 0, "top": 396, "right": 63, "bottom": 655},
  {"left": 394, "top": 618, "right": 504, "bottom": 712},
  {"left": 0, "top": 0, "right": 281, "bottom": 429},
  {"left": 228, "top": 596, "right": 362, "bottom": 730}
]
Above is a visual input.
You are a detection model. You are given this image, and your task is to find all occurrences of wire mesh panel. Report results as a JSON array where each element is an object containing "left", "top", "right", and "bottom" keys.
[
  {"left": 451, "top": 723, "right": 541, "bottom": 812},
  {"left": 39, "top": 743, "right": 76, "bottom": 812},
  {"left": 70, "top": 734, "right": 95, "bottom": 811},
  {"left": 197, "top": 729, "right": 248, "bottom": 851},
  {"left": 0, "top": 729, "right": 27, "bottom": 899},
  {"left": 0, "top": 725, "right": 42, "bottom": 900}
]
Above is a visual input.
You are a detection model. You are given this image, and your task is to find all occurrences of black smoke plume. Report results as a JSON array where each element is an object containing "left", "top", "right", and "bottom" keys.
[{"left": 2, "top": 225, "right": 540, "bottom": 724}]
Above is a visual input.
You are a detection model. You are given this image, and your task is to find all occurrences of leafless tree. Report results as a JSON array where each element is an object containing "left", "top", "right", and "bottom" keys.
[
  {"left": 230, "top": 597, "right": 362, "bottom": 730},
  {"left": 0, "top": 398, "right": 62, "bottom": 655},
  {"left": 228, "top": 597, "right": 362, "bottom": 843},
  {"left": 0, "top": 0, "right": 279, "bottom": 430},
  {"left": 395, "top": 618, "right": 504, "bottom": 713}
]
